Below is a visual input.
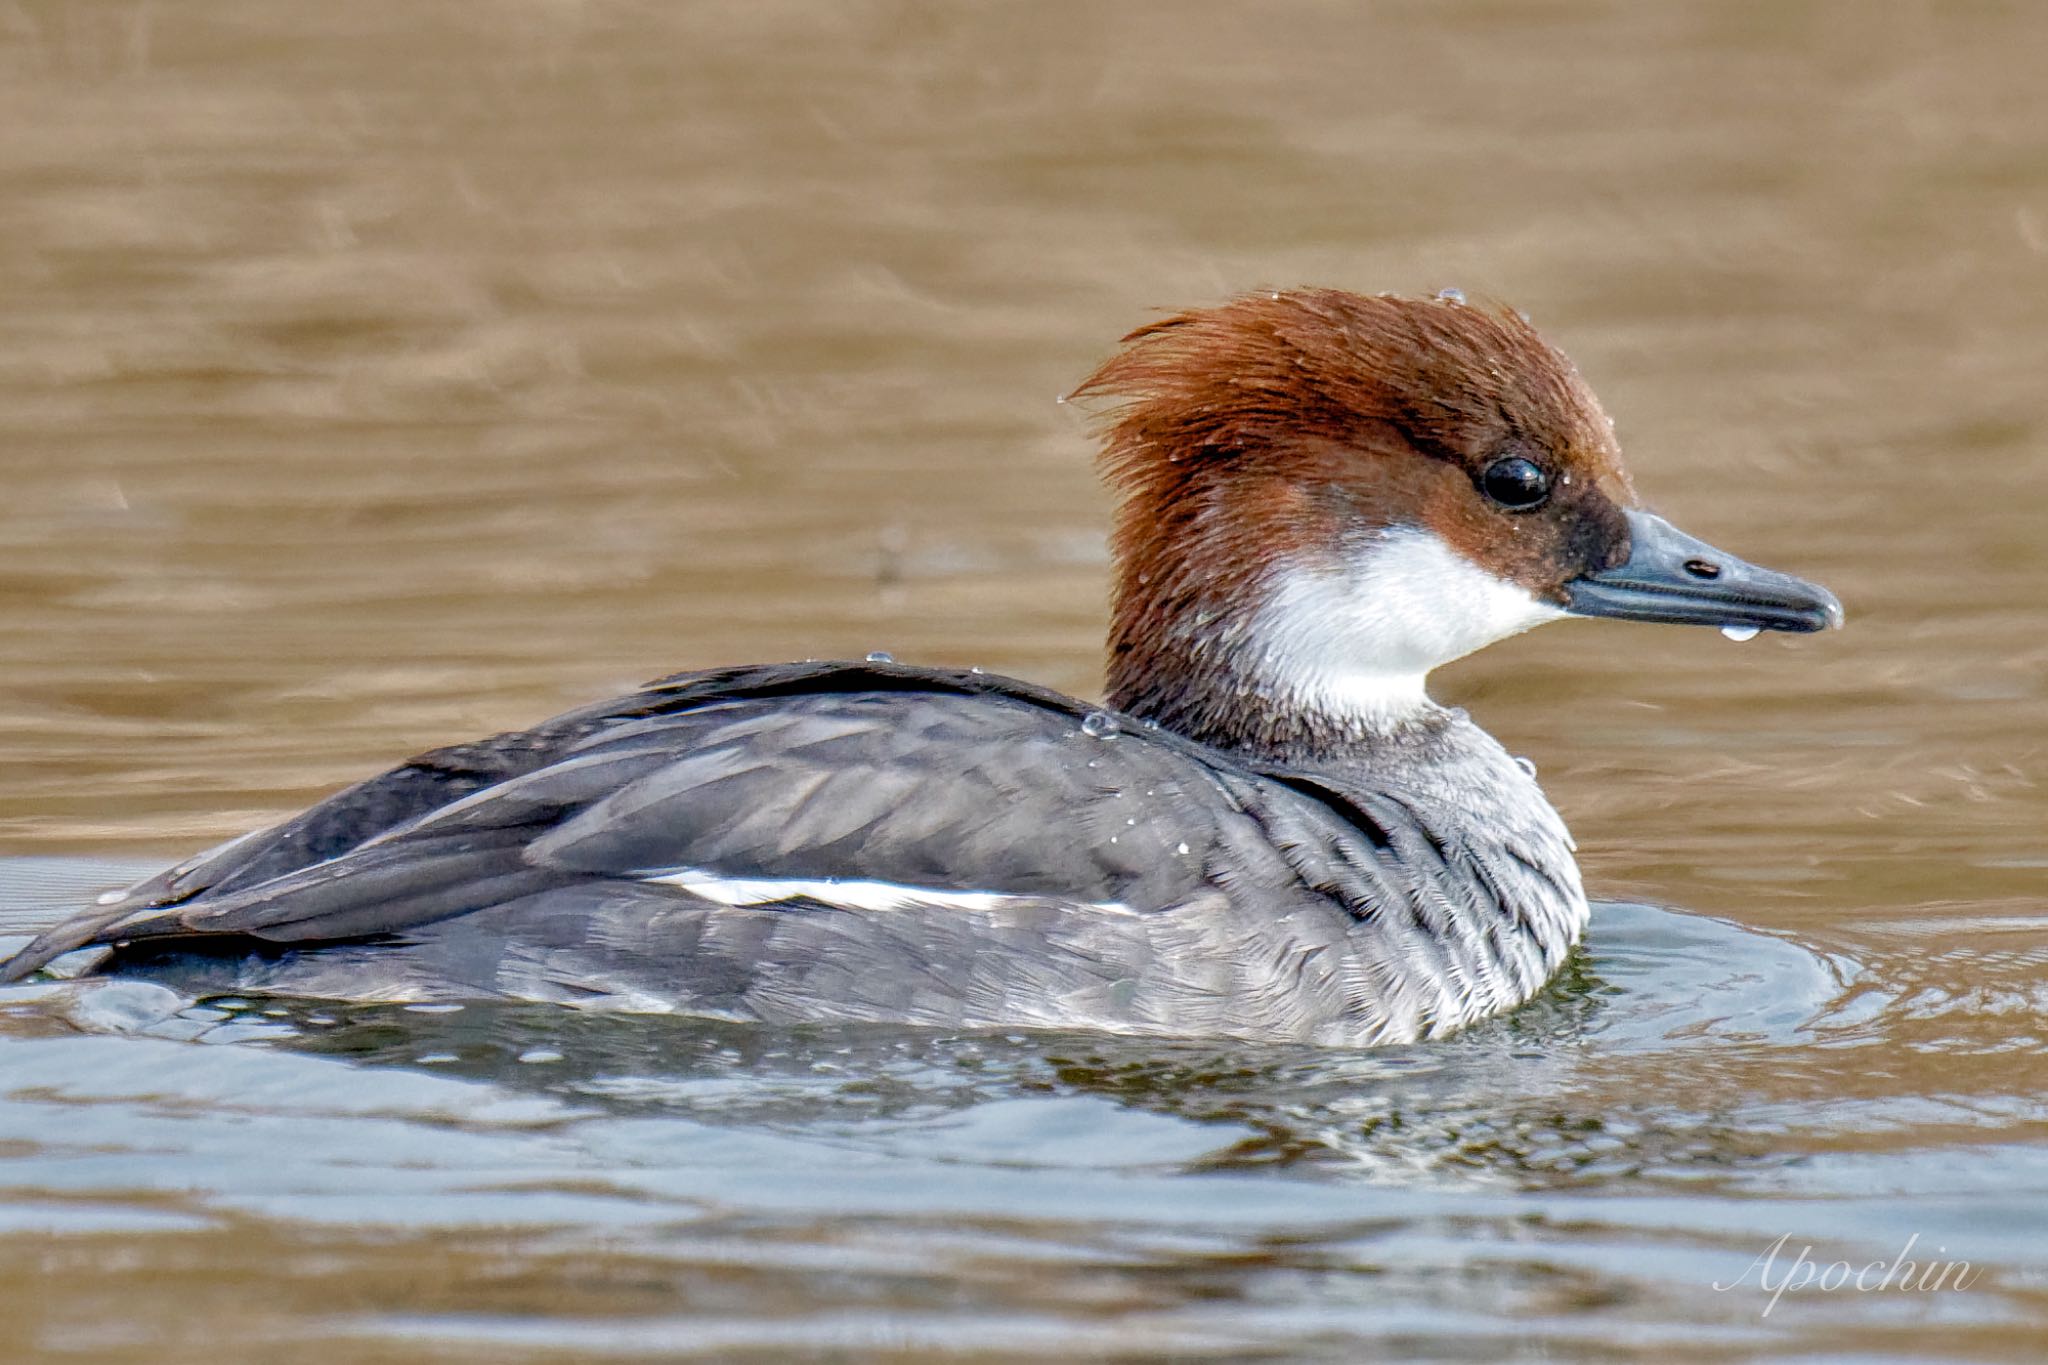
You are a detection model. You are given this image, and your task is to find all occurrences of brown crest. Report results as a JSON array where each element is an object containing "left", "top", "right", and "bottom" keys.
[{"left": 1070, "top": 288, "right": 1637, "bottom": 753}]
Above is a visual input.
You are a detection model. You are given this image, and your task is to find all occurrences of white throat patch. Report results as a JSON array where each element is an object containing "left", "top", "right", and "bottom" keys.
[{"left": 1252, "top": 527, "right": 1565, "bottom": 725}]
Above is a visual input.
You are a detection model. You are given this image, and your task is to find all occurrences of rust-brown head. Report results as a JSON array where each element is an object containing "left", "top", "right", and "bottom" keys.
[{"left": 1071, "top": 288, "right": 1840, "bottom": 757}]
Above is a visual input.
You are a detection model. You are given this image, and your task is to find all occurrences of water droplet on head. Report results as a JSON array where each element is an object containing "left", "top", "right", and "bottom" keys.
[
  {"left": 1437, "top": 287, "right": 1466, "bottom": 305},
  {"left": 1515, "top": 756, "right": 1539, "bottom": 778},
  {"left": 1176, "top": 841, "right": 1191, "bottom": 856},
  {"left": 865, "top": 650, "right": 895, "bottom": 664},
  {"left": 1720, "top": 624, "right": 1761, "bottom": 643},
  {"left": 1080, "top": 711, "right": 1120, "bottom": 739}
]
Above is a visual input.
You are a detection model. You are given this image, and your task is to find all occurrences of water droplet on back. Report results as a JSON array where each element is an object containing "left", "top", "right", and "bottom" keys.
[
  {"left": 865, "top": 650, "right": 895, "bottom": 663},
  {"left": 1515, "top": 756, "right": 1539, "bottom": 778},
  {"left": 1081, "top": 711, "right": 1120, "bottom": 739},
  {"left": 1437, "top": 287, "right": 1466, "bottom": 305},
  {"left": 1720, "top": 624, "right": 1761, "bottom": 643}
]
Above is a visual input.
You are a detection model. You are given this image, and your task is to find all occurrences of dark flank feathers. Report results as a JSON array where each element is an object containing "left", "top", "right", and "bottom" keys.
[{"left": 0, "top": 660, "right": 1580, "bottom": 1045}]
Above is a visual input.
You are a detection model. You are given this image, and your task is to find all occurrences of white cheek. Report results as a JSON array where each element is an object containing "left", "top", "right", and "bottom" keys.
[{"left": 1253, "top": 528, "right": 1564, "bottom": 720}]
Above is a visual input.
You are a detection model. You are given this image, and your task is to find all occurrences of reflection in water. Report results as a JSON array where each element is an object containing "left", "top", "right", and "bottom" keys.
[
  {"left": 226, "top": 901, "right": 1840, "bottom": 1189},
  {"left": 5, "top": 888, "right": 1846, "bottom": 1190},
  {"left": 9, "top": 880, "right": 2038, "bottom": 1357}
]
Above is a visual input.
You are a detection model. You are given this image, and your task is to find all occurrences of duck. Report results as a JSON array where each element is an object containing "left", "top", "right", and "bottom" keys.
[{"left": 0, "top": 288, "right": 1842, "bottom": 1046}]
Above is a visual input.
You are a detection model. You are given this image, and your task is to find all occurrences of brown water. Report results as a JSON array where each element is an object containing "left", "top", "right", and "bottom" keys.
[{"left": 2, "top": 1, "right": 2046, "bottom": 1359}]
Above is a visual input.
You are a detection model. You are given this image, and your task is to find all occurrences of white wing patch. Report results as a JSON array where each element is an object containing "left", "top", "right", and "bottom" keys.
[{"left": 639, "top": 868, "right": 1133, "bottom": 916}]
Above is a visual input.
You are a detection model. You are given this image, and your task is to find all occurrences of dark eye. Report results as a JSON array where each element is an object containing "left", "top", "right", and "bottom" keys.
[{"left": 1480, "top": 456, "right": 1550, "bottom": 509}]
